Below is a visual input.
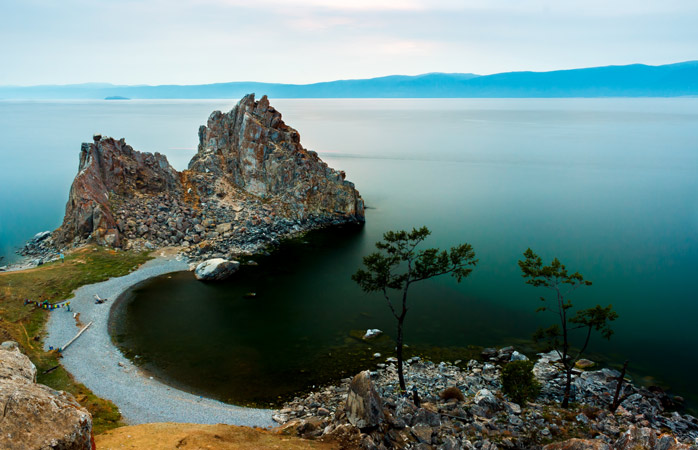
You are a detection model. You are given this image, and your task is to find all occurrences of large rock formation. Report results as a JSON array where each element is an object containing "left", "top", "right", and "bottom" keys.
[
  {"left": 53, "top": 94, "right": 364, "bottom": 255},
  {"left": 0, "top": 342, "right": 93, "bottom": 450},
  {"left": 190, "top": 94, "right": 361, "bottom": 218},
  {"left": 55, "top": 135, "right": 182, "bottom": 247}
]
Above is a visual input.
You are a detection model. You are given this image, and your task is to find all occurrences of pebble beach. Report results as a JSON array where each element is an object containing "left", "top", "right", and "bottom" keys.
[{"left": 43, "top": 252, "right": 275, "bottom": 428}]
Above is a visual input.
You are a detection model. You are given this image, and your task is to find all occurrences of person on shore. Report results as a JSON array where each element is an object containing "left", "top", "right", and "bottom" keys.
[{"left": 94, "top": 294, "right": 107, "bottom": 304}]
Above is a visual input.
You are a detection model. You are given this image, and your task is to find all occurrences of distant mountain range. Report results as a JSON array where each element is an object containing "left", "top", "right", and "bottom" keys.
[{"left": 2, "top": 61, "right": 697, "bottom": 99}]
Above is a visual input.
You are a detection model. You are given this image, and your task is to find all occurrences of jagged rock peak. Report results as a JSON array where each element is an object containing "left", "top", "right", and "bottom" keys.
[{"left": 189, "top": 94, "right": 364, "bottom": 220}]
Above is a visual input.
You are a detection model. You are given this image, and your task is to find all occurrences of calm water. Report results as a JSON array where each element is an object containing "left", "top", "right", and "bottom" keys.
[{"left": 2, "top": 99, "right": 697, "bottom": 406}]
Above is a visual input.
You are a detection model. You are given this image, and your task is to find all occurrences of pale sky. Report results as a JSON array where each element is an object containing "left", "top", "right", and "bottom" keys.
[{"left": 1, "top": 0, "right": 697, "bottom": 86}]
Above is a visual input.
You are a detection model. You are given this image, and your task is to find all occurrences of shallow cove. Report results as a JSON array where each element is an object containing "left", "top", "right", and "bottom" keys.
[{"left": 109, "top": 225, "right": 488, "bottom": 406}]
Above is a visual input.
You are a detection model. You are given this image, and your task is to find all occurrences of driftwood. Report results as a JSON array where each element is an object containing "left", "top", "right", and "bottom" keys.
[
  {"left": 59, "top": 321, "right": 93, "bottom": 352},
  {"left": 42, "top": 365, "right": 60, "bottom": 375}
]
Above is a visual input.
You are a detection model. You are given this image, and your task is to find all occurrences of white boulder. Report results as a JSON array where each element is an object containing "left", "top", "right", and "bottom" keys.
[{"left": 194, "top": 258, "right": 240, "bottom": 281}]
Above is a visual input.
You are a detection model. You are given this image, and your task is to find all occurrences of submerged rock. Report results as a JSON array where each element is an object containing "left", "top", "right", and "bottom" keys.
[
  {"left": 363, "top": 329, "right": 383, "bottom": 339},
  {"left": 194, "top": 258, "right": 240, "bottom": 281}
]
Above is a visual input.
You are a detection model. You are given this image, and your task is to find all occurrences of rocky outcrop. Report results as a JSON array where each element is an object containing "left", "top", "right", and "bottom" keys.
[
  {"left": 274, "top": 350, "right": 698, "bottom": 449},
  {"left": 55, "top": 135, "right": 182, "bottom": 247},
  {"left": 0, "top": 342, "right": 93, "bottom": 450},
  {"left": 346, "top": 370, "right": 385, "bottom": 428},
  {"left": 52, "top": 94, "right": 364, "bottom": 255},
  {"left": 194, "top": 258, "right": 240, "bottom": 281}
]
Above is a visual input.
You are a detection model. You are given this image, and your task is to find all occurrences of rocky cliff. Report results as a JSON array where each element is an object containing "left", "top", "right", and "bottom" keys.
[
  {"left": 54, "top": 94, "right": 364, "bottom": 256},
  {"left": 55, "top": 136, "right": 182, "bottom": 248}
]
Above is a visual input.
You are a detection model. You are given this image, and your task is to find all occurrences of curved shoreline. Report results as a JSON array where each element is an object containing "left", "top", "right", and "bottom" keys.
[{"left": 44, "top": 252, "right": 275, "bottom": 427}]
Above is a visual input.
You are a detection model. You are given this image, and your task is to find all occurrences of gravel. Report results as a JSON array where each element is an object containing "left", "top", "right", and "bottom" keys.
[{"left": 44, "top": 254, "right": 274, "bottom": 428}]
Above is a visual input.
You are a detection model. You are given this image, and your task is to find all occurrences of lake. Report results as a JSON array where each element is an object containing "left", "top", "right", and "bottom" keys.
[{"left": 1, "top": 98, "right": 697, "bottom": 407}]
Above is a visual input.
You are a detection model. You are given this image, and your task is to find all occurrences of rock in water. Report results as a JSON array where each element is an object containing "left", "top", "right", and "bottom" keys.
[
  {"left": 0, "top": 342, "right": 93, "bottom": 450},
  {"left": 363, "top": 328, "right": 383, "bottom": 339},
  {"left": 194, "top": 258, "right": 240, "bottom": 281},
  {"left": 346, "top": 370, "right": 384, "bottom": 428},
  {"left": 53, "top": 94, "right": 364, "bottom": 251}
]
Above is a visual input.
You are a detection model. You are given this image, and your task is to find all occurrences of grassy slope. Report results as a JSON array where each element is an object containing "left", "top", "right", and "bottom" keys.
[{"left": 0, "top": 245, "right": 152, "bottom": 433}]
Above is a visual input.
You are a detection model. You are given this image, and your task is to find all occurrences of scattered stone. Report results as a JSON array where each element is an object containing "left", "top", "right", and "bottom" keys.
[{"left": 274, "top": 347, "right": 698, "bottom": 450}]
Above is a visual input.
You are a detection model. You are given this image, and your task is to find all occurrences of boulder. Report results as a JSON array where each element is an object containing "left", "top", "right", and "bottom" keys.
[
  {"left": 346, "top": 370, "right": 384, "bottom": 428},
  {"left": 575, "top": 359, "right": 596, "bottom": 369},
  {"left": 543, "top": 438, "right": 612, "bottom": 450},
  {"left": 194, "top": 258, "right": 240, "bottom": 281},
  {"left": 472, "top": 389, "right": 501, "bottom": 418},
  {"left": 0, "top": 342, "right": 36, "bottom": 382},
  {"left": 510, "top": 350, "right": 528, "bottom": 361},
  {"left": 0, "top": 344, "right": 93, "bottom": 450},
  {"left": 615, "top": 426, "right": 657, "bottom": 450},
  {"left": 363, "top": 329, "right": 383, "bottom": 339},
  {"left": 215, "top": 222, "right": 232, "bottom": 234}
]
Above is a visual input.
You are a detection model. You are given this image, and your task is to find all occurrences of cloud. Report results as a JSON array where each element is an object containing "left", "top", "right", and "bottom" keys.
[{"left": 194, "top": 0, "right": 428, "bottom": 12}]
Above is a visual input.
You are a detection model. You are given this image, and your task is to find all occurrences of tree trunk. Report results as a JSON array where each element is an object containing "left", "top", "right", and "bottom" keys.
[
  {"left": 396, "top": 318, "right": 406, "bottom": 391},
  {"left": 562, "top": 366, "right": 572, "bottom": 408},
  {"left": 610, "top": 361, "right": 629, "bottom": 412}
]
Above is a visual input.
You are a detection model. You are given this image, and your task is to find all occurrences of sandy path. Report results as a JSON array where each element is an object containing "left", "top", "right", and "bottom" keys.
[{"left": 44, "top": 253, "right": 274, "bottom": 427}]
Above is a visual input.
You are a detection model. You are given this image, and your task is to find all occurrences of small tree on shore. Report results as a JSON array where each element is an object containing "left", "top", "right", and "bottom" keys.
[
  {"left": 518, "top": 248, "right": 618, "bottom": 408},
  {"left": 352, "top": 226, "right": 477, "bottom": 391}
]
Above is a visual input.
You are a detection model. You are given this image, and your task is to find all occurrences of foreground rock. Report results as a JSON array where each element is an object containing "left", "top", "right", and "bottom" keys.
[
  {"left": 0, "top": 342, "right": 93, "bottom": 450},
  {"left": 42, "top": 94, "right": 363, "bottom": 263},
  {"left": 194, "top": 258, "right": 240, "bottom": 281},
  {"left": 274, "top": 350, "right": 698, "bottom": 449},
  {"left": 346, "top": 371, "right": 385, "bottom": 428}
]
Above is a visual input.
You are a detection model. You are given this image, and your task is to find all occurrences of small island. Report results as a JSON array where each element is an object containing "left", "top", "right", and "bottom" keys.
[{"left": 104, "top": 95, "right": 130, "bottom": 100}]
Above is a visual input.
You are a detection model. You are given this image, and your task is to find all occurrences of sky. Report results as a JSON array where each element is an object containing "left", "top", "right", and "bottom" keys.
[{"left": 1, "top": 0, "right": 697, "bottom": 86}]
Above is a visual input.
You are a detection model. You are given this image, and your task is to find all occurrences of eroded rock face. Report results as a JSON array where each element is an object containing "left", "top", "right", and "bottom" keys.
[
  {"left": 346, "top": 370, "right": 384, "bottom": 429},
  {"left": 0, "top": 343, "right": 93, "bottom": 450},
  {"left": 190, "top": 94, "right": 363, "bottom": 220},
  {"left": 53, "top": 95, "right": 364, "bottom": 253},
  {"left": 194, "top": 258, "right": 240, "bottom": 281},
  {"left": 0, "top": 341, "right": 36, "bottom": 382},
  {"left": 55, "top": 135, "right": 182, "bottom": 247}
]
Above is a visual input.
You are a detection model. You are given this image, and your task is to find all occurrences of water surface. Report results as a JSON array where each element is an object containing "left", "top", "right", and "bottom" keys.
[{"left": 2, "top": 98, "right": 697, "bottom": 406}]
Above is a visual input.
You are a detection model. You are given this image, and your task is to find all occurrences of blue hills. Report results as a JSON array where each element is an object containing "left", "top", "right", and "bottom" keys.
[{"left": 2, "top": 61, "right": 697, "bottom": 99}]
